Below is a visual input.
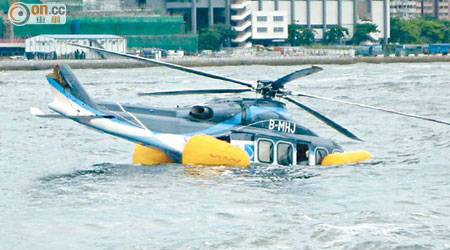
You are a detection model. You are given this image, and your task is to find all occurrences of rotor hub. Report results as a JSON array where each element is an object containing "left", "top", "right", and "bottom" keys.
[{"left": 256, "top": 80, "right": 289, "bottom": 99}]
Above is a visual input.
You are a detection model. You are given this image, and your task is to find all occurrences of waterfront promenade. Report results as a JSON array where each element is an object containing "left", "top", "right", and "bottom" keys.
[{"left": 1, "top": 55, "right": 450, "bottom": 71}]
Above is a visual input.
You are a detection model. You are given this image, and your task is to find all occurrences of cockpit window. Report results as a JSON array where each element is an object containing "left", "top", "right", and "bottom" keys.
[
  {"left": 315, "top": 148, "right": 328, "bottom": 165},
  {"left": 258, "top": 140, "right": 273, "bottom": 163},
  {"left": 277, "top": 142, "right": 293, "bottom": 166}
]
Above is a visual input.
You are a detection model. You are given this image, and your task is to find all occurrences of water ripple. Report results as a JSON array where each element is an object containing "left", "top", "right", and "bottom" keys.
[{"left": 1, "top": 63, "right": 450, "bottom": 248}]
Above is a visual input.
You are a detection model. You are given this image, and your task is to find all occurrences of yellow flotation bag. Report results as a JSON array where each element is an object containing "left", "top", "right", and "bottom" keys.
[
  {"left": 321, "top": 150, "right": 373, "bottom": 165},
  {"left": 182, "top": 135, "right": 250, "bottom": 167},
  {"left": 133, "top": 144, "right": 173, "bottom": 165}
]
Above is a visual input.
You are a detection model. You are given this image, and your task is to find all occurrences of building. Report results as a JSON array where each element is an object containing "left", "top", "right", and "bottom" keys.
[
  {"left": 83, "top": 0, "right": 121, "bottom": 11},
  {"left": 390, "top": 0, "right": 419, "bottom": 18},
  {"left": 129, "top": 0, "right": 390, "bottom": 45},
  {"left": 390, "top": 0, "right": 450, "bottom": 19},
  {"left": 251, "top": 11, "right": 288, "bottom": 43},
  {"left": 5, "top": 14, "right": 198, "bottom": 52},
  {"left": 0, "top": 40, "right": 25, "bottom": 57},
  {"left": 421, "top": 0, "right": 450, "bottom": 19},
  {"left": 249, "top": 0, "right": 389, "bottom": 44},
  {"left": 25, "top": 34, "right": 126, "bottom": 59}
]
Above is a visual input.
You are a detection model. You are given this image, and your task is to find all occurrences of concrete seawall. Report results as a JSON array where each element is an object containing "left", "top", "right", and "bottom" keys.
[{"left": 1, "top": 55, "right": 450, "bottom": 71}]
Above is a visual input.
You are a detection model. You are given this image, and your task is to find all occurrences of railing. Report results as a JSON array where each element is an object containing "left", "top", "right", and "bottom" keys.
[
  {"left": 232, "top": 31, "right": 251, "bottom": 43},
  {"left": 282, "top": 47, "right": 355, "bottom": 57},
  {"left": 231, "top": 1, "right": 250, "bottom": 9},
  {"left": 233, "top": 20, "right": 251, "bottom": 32},
  {"left": 231, "top": 8, "right": 251, "bottom": 21}
]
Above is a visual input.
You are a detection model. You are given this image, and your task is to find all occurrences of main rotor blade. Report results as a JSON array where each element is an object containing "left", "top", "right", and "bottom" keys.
[
  {"left": 69, "top": 44, "right": 255, "bottom": 89},
  {"left": 138, "top": 88, "right": 252, "bottom": 96},
  {"left": 272, "top": 66, "right": 323, "bottom": 90},
  {"left": 291, "top": 91, "right": 450, "bottom": 126},
  {"left": 283, "top": 96, "right": 362, "bottom": 141}
]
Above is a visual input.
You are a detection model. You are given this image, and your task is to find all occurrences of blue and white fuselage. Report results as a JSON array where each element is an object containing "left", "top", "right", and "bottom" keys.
[{"left": 46, "top": 65, "right": 342, "bottom": 165}]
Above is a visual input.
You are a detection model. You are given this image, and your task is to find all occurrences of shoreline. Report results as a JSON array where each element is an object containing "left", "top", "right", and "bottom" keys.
[{"left": 1, "top": 55, "right": 450, "bottom": 71}]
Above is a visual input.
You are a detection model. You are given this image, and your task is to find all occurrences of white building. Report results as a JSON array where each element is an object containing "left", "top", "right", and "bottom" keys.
[
  {"left": 248, "top": 0, "right": 389, "bottom": 43},
  {"left": 252, "top": 11, "right": 288, "bottom": 41},
  {"left": 25, "top": 34, "right": 126, "bottom": 59},
  {"left": 125, "top": 0, "right": 390, "bottom": 45}
]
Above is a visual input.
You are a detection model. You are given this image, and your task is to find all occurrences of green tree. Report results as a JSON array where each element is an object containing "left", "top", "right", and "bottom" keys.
[
  {"left": 390, "top": 17, "right": 422, "bottom": 44},
  {"left": 198, "top": 25, "right": 237, "bottom": 51},
  {"left": 443, "top": 20, "right": 450, "bottom": 42},
  {"left": 352, "top": 23, "right": 379, "bottom": 44},
  {"left": 413, "top": 18, "right": 445, "bottom": 43},
  {"left": 390, "top": 17, "right": 450, "bottom": 44},
  {"left": 288, "top": 25, "right": 316, "bottom": 46},
  {"left": 323, "top": 26, "right": 349, "bottom": 45}
]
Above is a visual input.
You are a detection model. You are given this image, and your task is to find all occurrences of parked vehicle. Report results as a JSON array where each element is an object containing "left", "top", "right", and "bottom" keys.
[
  {"left": 139, "top": 49, "right": 164, "bottom": 59},
  {"left": 395, "top": 44, "right": 428, "bottom": 56},
  {"left": 166, "top": 50, "right": 184, "bottom": 59},
  {"left": 426, "top": 44, "right": 450, "bottom": 55},
  {"left": 355, "top": 44, "right": 383, "bottom": 56}
]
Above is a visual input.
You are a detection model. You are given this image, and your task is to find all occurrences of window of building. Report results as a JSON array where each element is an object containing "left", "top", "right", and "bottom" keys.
[
  {"left": 257, "top": 27, "right": 268, "bottom": 33},
  {"left": 258, "top": 140, "right": 273, "bottom": 163},
  {"left": 257, "top": 16, "right": 267, "bottom": 22},
  {"left": 274, "top": 27, "right": 284, "bottom": 33},
  {"left": 310, "top": 24, "right": 324, "bottom": 29},
  {"left": 277, "top": 142, "right": 293, "bottom": 166},
  {"left": 273, "top": 16, "right": 284, "bottom": 22}
]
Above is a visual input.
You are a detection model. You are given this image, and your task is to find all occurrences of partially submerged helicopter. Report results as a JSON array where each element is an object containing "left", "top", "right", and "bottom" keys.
[{"left": 32, "top": 45, "right": 450, "bottom": 167}]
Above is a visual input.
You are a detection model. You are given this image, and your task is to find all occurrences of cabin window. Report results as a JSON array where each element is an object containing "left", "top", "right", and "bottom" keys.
[
  {"left": 315, "top": 148, "right": 328, "bottom": 165},
  {"left": 258, "top": 140, "right": 273, "bottom": 163},
  {"left": 277, "top": 142, "right": 293, "bottom": 166},
  {"left": 297, "top": 143, "right": 309, "bottom": 164}
]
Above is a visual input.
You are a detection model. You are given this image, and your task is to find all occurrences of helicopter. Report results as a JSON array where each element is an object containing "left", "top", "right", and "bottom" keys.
[{"left": 31, "top": 45, "right": 450, "bottom": 167}]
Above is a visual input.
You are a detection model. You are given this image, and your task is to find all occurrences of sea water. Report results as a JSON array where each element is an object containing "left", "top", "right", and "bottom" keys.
[{"left": 1, "top": 63, "right": 449, "bottom": 249}]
